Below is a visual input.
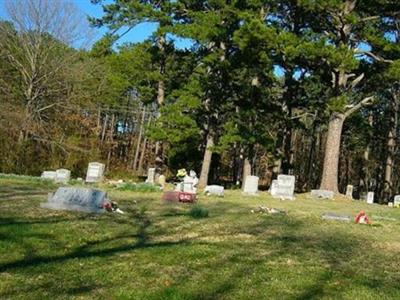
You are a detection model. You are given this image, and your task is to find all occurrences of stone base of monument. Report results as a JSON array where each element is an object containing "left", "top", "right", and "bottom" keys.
[
  {"left": 41, "top": 187, "right": 109, "bottom": 213},
  {"left": 311, "top": 189, "right": 334, "bottom": 199}
]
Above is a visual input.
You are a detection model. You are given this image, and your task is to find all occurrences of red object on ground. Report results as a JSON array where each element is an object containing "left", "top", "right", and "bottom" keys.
[
  {"left": 178, "top": 192, "right": 197, "bottom": 203},
  {"left": 355, "top": 211, "right": 371, "bottom": 224}
]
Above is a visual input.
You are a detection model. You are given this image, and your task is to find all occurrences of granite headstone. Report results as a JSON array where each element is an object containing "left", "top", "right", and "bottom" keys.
[{"left": 41, "top": 187, "right": 108, "bottom": 213}]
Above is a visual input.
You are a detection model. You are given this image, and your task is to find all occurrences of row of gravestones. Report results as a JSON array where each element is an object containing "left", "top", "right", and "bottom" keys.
[
  {"left": 243, "top": 174, "right": 296, "bottom": 200},
  {"left": 41, "top": 162, "right": 105, "bottom": 184},
  {"left": 243, "top": 176, "right": 400, "bottom": 206},
  {"left": 345, "top": 184, "right": 400, "bottom": 206}
]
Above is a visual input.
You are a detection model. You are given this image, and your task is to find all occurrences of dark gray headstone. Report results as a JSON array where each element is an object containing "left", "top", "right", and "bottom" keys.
[{"left": 41, "top": 187, "right": 108, "bottom": 213}]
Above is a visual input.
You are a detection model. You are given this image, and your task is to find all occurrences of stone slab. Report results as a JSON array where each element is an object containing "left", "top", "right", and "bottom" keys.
[
  {"left": 204, "top": 185, "right": 224, "bottom": 197},
  {"left": 311, "top": 189, "right": 334, "bottom": 199},
  {"left": 41, "top": 187, "right": 107, "bottom": 213}
]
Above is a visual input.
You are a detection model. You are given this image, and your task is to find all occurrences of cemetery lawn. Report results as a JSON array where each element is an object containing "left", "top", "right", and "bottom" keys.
[{"left": 1, "top": 178, "right": 400, "bottom": 300}]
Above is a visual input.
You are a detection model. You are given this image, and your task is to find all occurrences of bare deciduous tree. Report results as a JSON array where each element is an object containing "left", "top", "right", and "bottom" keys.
[{"left": 1, "top": 0, "right": 93, "bottom": 140}]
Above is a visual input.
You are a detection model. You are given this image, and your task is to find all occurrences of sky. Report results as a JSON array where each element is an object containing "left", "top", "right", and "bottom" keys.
[{"left": 0, "top": 0, "right": 190, "bottom": 48}]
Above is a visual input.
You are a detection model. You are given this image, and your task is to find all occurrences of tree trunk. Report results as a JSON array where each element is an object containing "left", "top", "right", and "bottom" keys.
[
  {"left": 106, "top": 114, "right": 115, "bottom": 170},
  {"left": 138, "top": 116, "right": 152, "bottom": 174},
  {"left": 132, "top": 107, "right": 146, "bottom": 171},
  {"left": 198, "top": 134, "right": 214, "bottom": 189},
  {"left": 101, "top": 113, "right": 108, "bottom": 144},
  {"left": 383, "top": 93, "right": 398, "bottom": 201},
  {"left": 320, "top": 113, "right": 345, "bottom": 193},
  {"left": 242, "top": 158, "right": 252, "bottom": 188}
]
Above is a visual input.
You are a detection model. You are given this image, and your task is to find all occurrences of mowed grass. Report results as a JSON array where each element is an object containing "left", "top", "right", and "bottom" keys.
[{"left": 1, "top": 178, "right": 400, "bottom": 299}]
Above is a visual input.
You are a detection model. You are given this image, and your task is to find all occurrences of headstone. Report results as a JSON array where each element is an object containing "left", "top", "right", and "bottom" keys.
[
  {"left": 41, "top": 187, "right": 108, "bottom": 213},
  {"left": 41, "top": 171, "right": 56, "bottom": 180},
  {"left": 158, "top": 175, "right": 166, "bottom": 189},
  {"left": 311, "top": 189, "right": 334, "bottom": 199},
  {"left": 205, "top": 185, "right": 224, "bottom": 197},
  {"left": 243, "top": 176, "right": 259, "bottom": 195},
  {"left": 322, "top": 212, "right": 351, "bottom": 222},
  {"left": 270, "top": 180, "right": 279, "bottom": 197},
  {"left": 86, "top": 162, "right": 105, "bottom": 183},
  {"left": 145, "top": 168, "right": 156, "bottom": 184},
  {"left": 393, "top": 195, "right": 400, "bottom": 208},
  {"left": 55, "top": 169, "right": 71, "bottom": 184},
  {"left": 275, "top": 175, "right": 295, "bottom": 200},
  {"left": 175, "top": 170, "right": 198, "bottom": 193},
  {"left": 345, "top": 185, "right": 353, "bottom": 198},
  {"left": 367, "top": 192, "right": 374, "bottom": 204}
]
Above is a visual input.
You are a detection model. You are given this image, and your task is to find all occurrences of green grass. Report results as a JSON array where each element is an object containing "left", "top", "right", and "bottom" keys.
[
  {"left": 116, "top": 182, "right": 162, "bottom": 192},
  {"left": 1, "top": 178, "right": 400, "bottom": 299}
]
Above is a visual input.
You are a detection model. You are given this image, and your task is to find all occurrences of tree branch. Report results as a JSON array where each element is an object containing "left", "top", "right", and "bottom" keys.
[
  {"left": 355, "top": 50, "right": 394, "bottom": 63},
  {"left": 344, "top": 96, "right": 374, "bottom": 118}
]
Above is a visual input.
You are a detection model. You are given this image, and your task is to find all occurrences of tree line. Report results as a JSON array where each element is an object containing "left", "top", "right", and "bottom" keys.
[{"left": 0, "top": 0, "right": 399, "bottom": 202}]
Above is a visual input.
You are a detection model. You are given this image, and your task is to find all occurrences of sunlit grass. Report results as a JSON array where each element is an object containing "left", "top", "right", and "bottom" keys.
[{"left": 0, "top": 178, "right": 399, "bottom": 299}]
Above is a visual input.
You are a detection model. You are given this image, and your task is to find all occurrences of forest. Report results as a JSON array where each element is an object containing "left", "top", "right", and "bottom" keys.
[{"left": 0, "top": 0, "right": 399, "bottom": 202}]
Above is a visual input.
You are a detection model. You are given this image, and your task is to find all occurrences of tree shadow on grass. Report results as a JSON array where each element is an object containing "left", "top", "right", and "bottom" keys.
[{"left": 0, "top": 207, "right": 191, "bottom": 273}]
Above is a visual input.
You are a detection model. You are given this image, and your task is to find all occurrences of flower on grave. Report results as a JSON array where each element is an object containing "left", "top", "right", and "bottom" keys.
[{"left": 177, "top": 168, "right": 187, "bottom": 181}]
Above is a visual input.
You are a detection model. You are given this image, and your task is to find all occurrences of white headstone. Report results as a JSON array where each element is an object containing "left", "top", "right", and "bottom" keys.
[
  {"left": 275, "top": 175, "right": 295, "bottom": 200},
  {"left": 205, "top": 185, "right": 224, "bottom": 197},
  {"left": 55, "top": 169, "right": 71, "bottom": 184},
  {"left": 175, "top": 171, "right": 199, "bottom": 193},
  {"left": 367, "top": 192, "right": 374, "bottom": 204},
  {"left": 158, "top": 175, "right": 166, "bottom": 189},
  {"left": 145, "top": 168, "right": 156, "bottom": 184},
  {"left": 41, "top": 171, "right": 56, "bottom": 180},
  {"left": 393, "top": 195, "right": 400, "bottom": 208},
  {"left": 345, "top": 185, "right": 353, "bottom": 198},
  {"left": 243, "top": 176, "right": 259, "bottom": 195},
  {"left": 270, "top": 180, "right": 279, "bottom": 197},
  {"left": 86, "top": 162, "right": 105, "bottom": 183},
  {"left": 311, "top": 189, "right": 334, "bottom": 199}
]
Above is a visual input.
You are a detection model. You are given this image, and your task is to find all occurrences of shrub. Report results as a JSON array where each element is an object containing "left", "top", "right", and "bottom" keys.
[{"left": 189, "top": 206, "right": 209, "bottom": 219}]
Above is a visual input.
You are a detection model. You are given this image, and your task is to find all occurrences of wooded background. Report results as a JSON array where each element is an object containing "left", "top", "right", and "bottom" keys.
[{"left": 0, "top": 0, "right": 399, "bottom": 202}]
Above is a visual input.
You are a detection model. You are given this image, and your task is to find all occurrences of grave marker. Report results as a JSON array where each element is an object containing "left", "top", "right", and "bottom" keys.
[
  {"left": 270, "top": 180, "right": 279, "bottom": 197},
  {"left": 55, "top": 169, "right": 70, "bottom": 184},
  {"left": 205, "top": 185, "right": 224, "bottom": 197},
  {"left": 86, "top": 162, "right": 105, "bottom": 183},
  {"left": 311, "top": 189, "right": 334, "bottom": 199},
  {"left": 367, "top": 192, "right": 374, "bottom": 204},
  {"left": 41, "top": 187, "right": 108, "bottom": 213},
  {"left": 145, "top": 168, "right": 156, "bottom": 184},
  {"left": 394, "top": 195, "right": 400, "bottom": 208},
  {"left": 243, "top": 176, "right": 259, "bottom": 195},
  {"left": 345, "top": 185, "right": 353, "bottom": 198},
  {"left": 41, "top": 171, "right": 56, "bottom": 180},
  {"left": 275, "top": 175, "right": 295, "bottom": 200},
  {"left": 158, "top": 174, "right": 166, "bottom": 189}
]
